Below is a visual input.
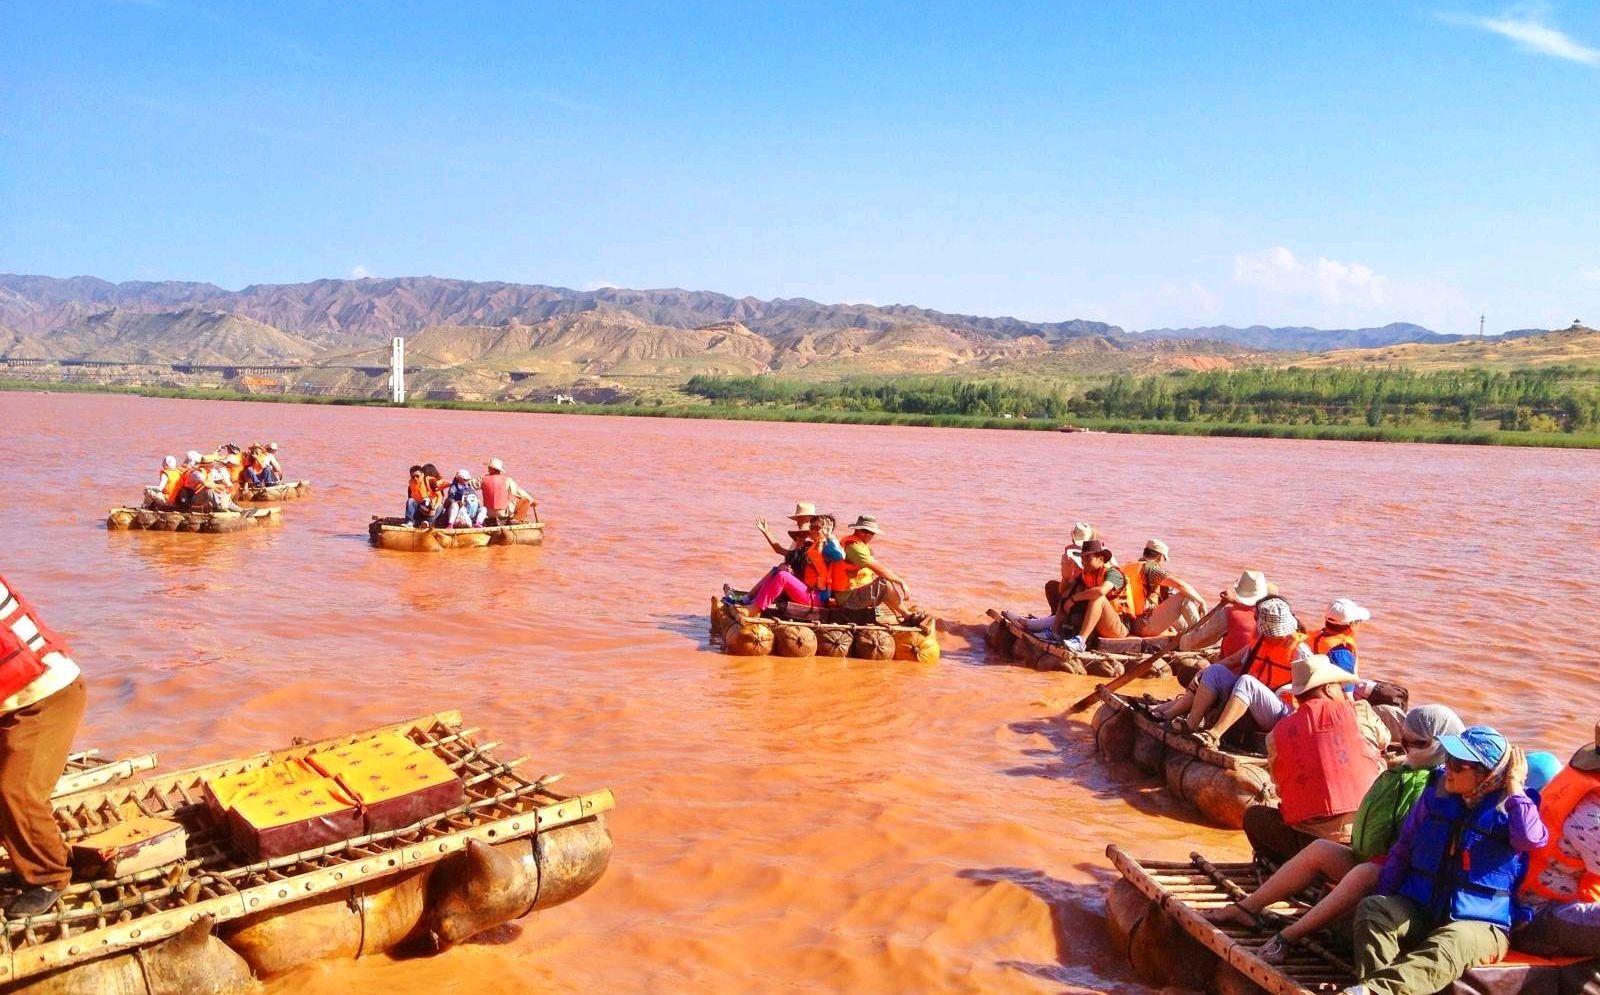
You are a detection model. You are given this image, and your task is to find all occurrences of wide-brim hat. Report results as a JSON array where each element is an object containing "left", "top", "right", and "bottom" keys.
[
  {"left": 455, "top": 469, "right": 471, "bottom": 480},
  {"left": 1573, "top": 721, "right": 1600, "bottom": 772},
  {"left": 1070, "top": 522, "right": 1094, "bottom": 544},
  {"left": 787, "top": 529, "right": 809, "bottom": 540},
  {"left": 1144, "top": 538, "right": 1170, "bottom": 558},
  {"left": 487, "top": 457, "right": 504, "bottom": 472},
  {"left": 1289, "top": 654, "right": 1349, "bottom": 697},
  {"left": 1230, "top": 570, "right": 1269, "bottom": 606},
  {"left": 848, "top": 515, "right": 881, "bottom": 535},
  {"left": 1079, "top": 539, "right": 1111, "bottom": 560},
  {"left": 789, "top": 501, "right": 817, "bottom": 522}
]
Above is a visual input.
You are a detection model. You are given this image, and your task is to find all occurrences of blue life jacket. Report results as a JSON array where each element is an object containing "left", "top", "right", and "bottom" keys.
[{"left": 1397, "top": 773, "right": 1531, "bottom": 930}]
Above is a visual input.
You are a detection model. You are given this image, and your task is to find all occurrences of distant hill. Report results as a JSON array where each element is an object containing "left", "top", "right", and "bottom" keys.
[
  {"left": 1139, "top": 322, "right": 1452, "bottom": 352},
  {"left": 0, "top": 274, "right": 1124, "bottom": 346},
  {"left": 2, "top": 274, "right": 1592, "bottom": 399},
  {"left": 1292, "top": 323, "right": 1600, "bottom": 372}
]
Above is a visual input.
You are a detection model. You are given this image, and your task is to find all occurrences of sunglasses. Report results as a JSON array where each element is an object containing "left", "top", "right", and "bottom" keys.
[
  {"left": 1401, "top": 737, "right": 1432, "bottom": 750},
  {"left": 1445, "top": 756, "right": 1484, "bottom": 773}
]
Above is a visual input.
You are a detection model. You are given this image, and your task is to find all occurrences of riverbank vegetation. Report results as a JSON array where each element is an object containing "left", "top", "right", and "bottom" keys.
[
  {"left": 685, "top": 366, "right": 1600, "bottom": 435},
  {"left": 8, "top": 369, "right": 1600, "bottom": 449}
]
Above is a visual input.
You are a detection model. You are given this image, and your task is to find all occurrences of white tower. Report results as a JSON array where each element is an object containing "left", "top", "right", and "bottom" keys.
[{"left": 389, "top": 337, "right": 406, "bottom": 404}]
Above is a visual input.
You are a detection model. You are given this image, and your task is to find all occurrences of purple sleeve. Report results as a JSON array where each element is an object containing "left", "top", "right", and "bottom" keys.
[
  {"left": 1378, "top": 783, "right": 1433, "bottom": 894},
  {"left": 1504, "top": 792, "right": 1548, "bottom": 851}
]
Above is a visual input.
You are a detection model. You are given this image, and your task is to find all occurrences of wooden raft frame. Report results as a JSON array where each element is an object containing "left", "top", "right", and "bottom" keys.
[
  {"left": 53, "top": 751, "right": 158, "bottom": 799},
  {"left": 1107, "top": 846, "right": 1600, "bottom": 995},
  {"left": 0, "top": 711, "right": 614, "bottom": 987},
  {"left": 1098, "top": 687, "right": 1268, "bottom": 773},
  {"left": 236, "top": 479, "right": 311, "bottom": 502},
  {"left": 984, "top": 608, "right": 1218, "bottom": 678}
]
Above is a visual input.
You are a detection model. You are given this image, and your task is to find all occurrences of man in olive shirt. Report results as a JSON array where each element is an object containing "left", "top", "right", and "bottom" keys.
[
  {"left": 1059, "top": 539, "right": 1129, "bottom": 652},
  {"left": 835, "top": 515, "right": 921, "bottom": 624}
]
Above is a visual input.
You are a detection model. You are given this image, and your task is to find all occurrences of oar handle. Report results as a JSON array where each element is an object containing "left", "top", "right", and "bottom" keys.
[{"left": 1065, "top": 601, "right": 1225, "bottom": 714}]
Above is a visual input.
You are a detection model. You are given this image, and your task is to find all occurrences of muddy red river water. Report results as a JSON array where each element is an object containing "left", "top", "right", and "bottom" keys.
[{"left": 5, "top": 392, "right": 1597, "bottom": 993}]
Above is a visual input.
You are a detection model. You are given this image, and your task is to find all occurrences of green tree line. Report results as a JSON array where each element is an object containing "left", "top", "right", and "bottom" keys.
[{"left": 684, "top": 366, "right": 1600, "bottom": 433}]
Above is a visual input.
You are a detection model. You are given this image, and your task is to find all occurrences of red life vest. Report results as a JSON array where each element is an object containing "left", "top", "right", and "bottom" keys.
[
  {"left": 1522, "top": 767, "right": 1600, "bottom": 905},
  {"left": 0, "top": 575, "right": 65, "bottom": 700},
  {"left": 1221, "top": 603, "right": 1259, "bottom": 657},
  {"left": 1245, "top": 632, "right": 1304, "bottom": 690},
  {"left": 480, "top": 472, "right": 512, "bottom": 512},
  {"left": 1077, "top": 565, "right": 1132, "bottom": 616},
  {"left": 1271, "top": 697, "right": 1380, "bottom": 826}
]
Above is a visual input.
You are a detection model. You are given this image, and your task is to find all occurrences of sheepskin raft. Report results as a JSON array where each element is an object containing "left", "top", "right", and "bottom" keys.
[
  {"left": 0, "top": 711, "right": 613, "bottom": 993},
  {"left": 983, "top": 608, "right": 1216, "bottom": 681},
  {"left": 708, "top": 597, "right": 940, "bottom": 663},
  {"left": 53, "top": 750, "right": 158, "bottom": 799},
  {"left": 1104, "top": 845, "right": 1600, "bottom": 995},
  {"left": 367, "top": 517, "right": 546, "bottom": 552},
  {"left": 1090, "top": 688, "right": 1275, "bottom": 829},
  {"left": 236, "top": 480, "right": 311, "bottom": 502},
  {"left": 105, "top": 507, "right": 282, "bottom": 533}
]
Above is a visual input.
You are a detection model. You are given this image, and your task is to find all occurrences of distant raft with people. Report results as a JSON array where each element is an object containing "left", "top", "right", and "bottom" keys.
[
  {"left": 983, "top": 608, "right": 1216, "bottom": 681},
  {"left": 106, "top": 507, "right": 282, "bottom": 533},
  {"left": 709, "top": 596, "right": 940, "bottom": 663},
  {"left": 367, "top": 516, "right": 546, "bottom": 552},
  {"left": 0, "top": 711, "right": 614, "bottom": 994},
  {"left": 1090, "top": 687, "right": 1277, "bottom": 829},
  {"left": 235, "top": 480, "right": 311, "bottom": 502},
  {"left": 1103, "top": 845, "right": 1600, "bottom": 995}
]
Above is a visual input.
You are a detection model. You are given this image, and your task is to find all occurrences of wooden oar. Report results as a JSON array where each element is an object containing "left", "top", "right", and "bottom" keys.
[{"left": 1065, "top": 601, "right": 1224, "bottom": 714}]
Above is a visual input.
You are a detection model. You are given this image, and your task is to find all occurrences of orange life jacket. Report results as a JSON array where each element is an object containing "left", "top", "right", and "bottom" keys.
[
  {"left": 226, "top": 460, "right": 244, "bottom": 486},
  {"left": 159, "top": 467, "right": 185, "bottom": 503},
  {"left": 1245, "top": 632, "right": 1305, "bottom": 690},
  {"left": 1271, "top": 697, "right": 1380, "bottom": 826},
  {"left": 0, "top": 574, "right": 64, "bottom": 701},
  {"left": 1079, "top": 565, "right": 1133, "bottom": 616},
  {"left": 1306, "top": 628, "right": 1357, "bottom": 658},
  {"left": 1522, "top": 767, "right": 1600, "bottom": 905},
  {"left": 1124, "top": 561, "right": 1159, "bottom": 617},
  {"left": 804, "top": 544, "right": 844, "bottom": 592},
  {"left": 408, "top": 477, "right": 430, "bottom": 502}
]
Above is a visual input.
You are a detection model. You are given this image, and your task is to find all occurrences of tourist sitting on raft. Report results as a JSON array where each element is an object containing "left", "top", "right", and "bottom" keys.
[
  {"left": 835, "top": 515, "right": 925, "bottom": 626},
  {"left": 404, "top": 464, "right": 445, "bottom": 525},
  {"left": 1514, "top": 721, "right": 1600, "bottom": 958},
  {"left": 1044, "top": 521, "right": 1096, "bottom": 614},
  {"left": 723, "top": 503, "right": 837, "bottom": 614},
  {"left": 1242, "top": 654, "right": 1386, "bottom": 863},
  {"left": 1153, "top": 595, "right": 1309, "bottom": 733},
  {"left": 480, "top": 458, "right": 534, "bottom": 524},
  {"left": 1341, "top": 726, "right": 1546, "bottom": 995},
  {"left": 1306, "top": 596, "right": 1370, "bottom": 676},
  {"left": 142, "top": 455, "right": 186, "bottom": 510},
  {"left": 242, "top": 442, "right": 282, "bottom": 486},
  {"left": 440, "top": 469, "right": 486, "bottom": 528},
  {"left": 1206, "top": 704, "right": 1469, "bottom": 964},
  {"left": 1015, "top": 539, "right": 1127, "bottom": 652},
  {"left": 1122, "top": 538, "right": 1207, "bottom": 637}
]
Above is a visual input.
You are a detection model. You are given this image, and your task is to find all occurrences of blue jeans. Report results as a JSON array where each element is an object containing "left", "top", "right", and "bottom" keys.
[{"left": 405, "top": 498, "right": 442, "bottom": 524}]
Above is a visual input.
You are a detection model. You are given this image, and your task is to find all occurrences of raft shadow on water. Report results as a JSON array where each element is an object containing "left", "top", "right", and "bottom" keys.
[
  {"left": 1002, "top": 716, "right": 1219, "bottom": 829},
  {"left": 957, "top": 863, "right": 1145, "bottom": 993}
]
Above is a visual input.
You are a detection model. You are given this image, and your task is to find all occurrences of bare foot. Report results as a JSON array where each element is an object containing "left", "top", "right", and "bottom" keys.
[{"left": 1204, "top": 902, "right": 1258, "bottom": 928}]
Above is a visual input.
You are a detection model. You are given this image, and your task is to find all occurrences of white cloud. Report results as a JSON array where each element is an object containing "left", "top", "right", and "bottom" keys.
[
  {"left": 1441, "top": 7, "right": 1600, "bottom": 66},
  {"left": 1232, "top": 246, "right": 1392, "bottom": 309},
  {"left": 349, "top": 265, "right": 371, "bottom": 279}
]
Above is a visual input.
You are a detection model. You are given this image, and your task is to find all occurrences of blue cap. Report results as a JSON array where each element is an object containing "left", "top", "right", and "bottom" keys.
[
  {"left": 1439, "top": 725, "right": 1510, "bottom": 771},
  {"left": 1526, "top": 751, "right": 1564, "bottom": 792}
]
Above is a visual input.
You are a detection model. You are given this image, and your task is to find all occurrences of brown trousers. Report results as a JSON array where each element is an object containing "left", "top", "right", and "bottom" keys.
[{"left": 0, "top": 678, "right": 87, "bottom": 888}]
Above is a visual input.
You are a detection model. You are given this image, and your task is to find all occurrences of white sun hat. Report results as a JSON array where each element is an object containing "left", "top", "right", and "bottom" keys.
[{"left": 1326, "top": 598, "right": 1372, "bottom": 625}]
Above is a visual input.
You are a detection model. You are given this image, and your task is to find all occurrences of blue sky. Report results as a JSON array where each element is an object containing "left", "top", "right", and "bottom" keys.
[{"left": 2, "top": 1, "right": 1597, "bottom": 333}]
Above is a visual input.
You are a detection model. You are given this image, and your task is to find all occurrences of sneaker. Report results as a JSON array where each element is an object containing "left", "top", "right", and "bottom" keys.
[
  {"left": 4, "top": 886, "right": 60, "bottom": 918},
  {"left": 1063, "top": 636, "right": 1086, "bottom": 653},
  {"left": 1257, "top": 934, "right": 1289, "bottom": 965}
]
